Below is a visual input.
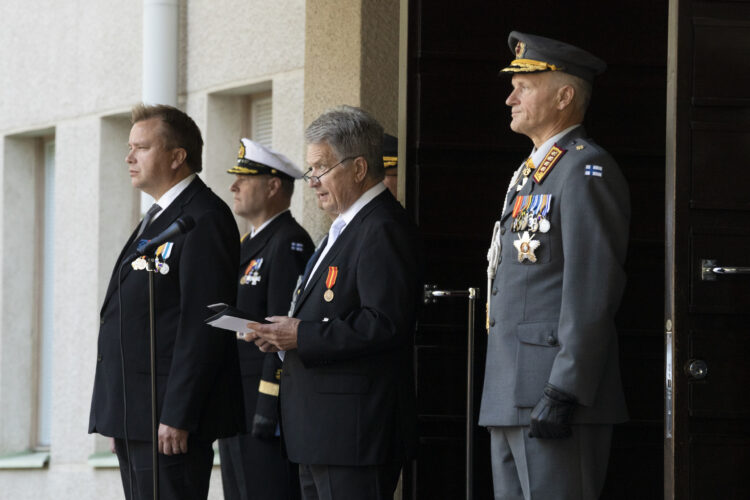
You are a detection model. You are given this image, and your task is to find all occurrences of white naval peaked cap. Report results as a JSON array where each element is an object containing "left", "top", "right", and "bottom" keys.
[{"left": 227, "top": 138, "right": 303, "bottom": 180}]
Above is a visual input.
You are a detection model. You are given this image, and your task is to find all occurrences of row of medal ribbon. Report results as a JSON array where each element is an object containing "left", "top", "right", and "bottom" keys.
[{"left": 511, "top": 194, "right": 553, "bottom": 233}]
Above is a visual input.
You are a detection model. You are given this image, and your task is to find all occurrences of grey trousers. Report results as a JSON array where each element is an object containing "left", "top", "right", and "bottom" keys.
[{"left": 489, "top": 425, "right": 612, "bottom": 500}]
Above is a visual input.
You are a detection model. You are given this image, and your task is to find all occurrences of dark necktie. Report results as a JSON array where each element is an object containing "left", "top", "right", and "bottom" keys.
[{"left": 136, "top": 203, "right": 162, "bottom": 238}]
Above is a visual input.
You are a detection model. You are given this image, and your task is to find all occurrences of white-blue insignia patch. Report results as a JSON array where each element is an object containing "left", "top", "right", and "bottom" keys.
[
  {"left": 291, "top": 242, "right": 304, "bottom": 252},
  {"left": 584, "top": 164, "right": 603, "bottom": 177}
]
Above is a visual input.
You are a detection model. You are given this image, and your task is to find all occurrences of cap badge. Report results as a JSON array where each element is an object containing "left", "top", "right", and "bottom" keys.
[
  {"left": 237, "top": 141, "right": 246, "bottom": 160},
  {"left": 515, "top": 41, "right": 526, "bottom": 58}
]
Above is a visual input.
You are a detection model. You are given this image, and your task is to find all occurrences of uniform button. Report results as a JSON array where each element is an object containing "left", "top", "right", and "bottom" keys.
[
  {"left": 492, "top": 288, "right": 498, "bottom": 296},
  {"left": 97, "top": 354, "right": 102, "bottom": 362},
  {"left": 546, "top": 335, "right": 556, "bottom": 345},
  {"left": 100, "top": 318, "right": 105, "bottom": 325},
  {"left": 489, "top": 319, "right": 496, "bottom": 327},
  {"left": 500, "top": 227, "right": 506, "bottom": 235}
]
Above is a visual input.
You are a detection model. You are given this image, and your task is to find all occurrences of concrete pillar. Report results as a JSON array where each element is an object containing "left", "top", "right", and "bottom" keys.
[{"left": 302, "top": 0, "right": 399, "bottom": 241}]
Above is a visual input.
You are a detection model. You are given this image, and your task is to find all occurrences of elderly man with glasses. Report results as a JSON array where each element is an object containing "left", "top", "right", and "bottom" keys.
[{"left": 249, "top": 105, "right": 422, "bottom": 500}]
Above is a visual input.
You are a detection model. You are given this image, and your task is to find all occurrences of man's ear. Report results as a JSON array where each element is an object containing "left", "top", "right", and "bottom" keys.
[
  {"left": 353, "top": 156, "right": 369, "bottom": 183},
  {"left": 171, "top": 147, "right": 187, "bottom": 171},
  {"left": 556, "top": 85, "right": 575, "bottom": 110},
  {"left": 267, "top": 176, "right": 282, "bottom": 197}
]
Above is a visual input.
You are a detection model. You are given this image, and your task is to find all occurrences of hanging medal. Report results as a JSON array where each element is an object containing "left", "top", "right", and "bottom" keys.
[
  {"left": 324, "top": 266, "right": 338, "bottom": 302},
  {"left": 538, "top": 195, "right": 552, "bottom": 233},
  {"left": 240, "top": 258, "right": 264, "bottom": 285},
  {"left": 528, "top": 195, "right": 541, "bottom": 233},
  {"left": 518, "top": 195, "right": 533, "bottom": 231},
  {"left": 511, "top": 196, "right": 524, "bottom": 232},
  {"left": 155, "top": 242, "right": 173, "bottom": 275}
]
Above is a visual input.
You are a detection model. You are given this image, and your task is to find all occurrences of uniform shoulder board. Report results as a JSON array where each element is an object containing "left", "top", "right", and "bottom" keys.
[{"left": 533, "top": 145, "right": 566, "bottom": 184}]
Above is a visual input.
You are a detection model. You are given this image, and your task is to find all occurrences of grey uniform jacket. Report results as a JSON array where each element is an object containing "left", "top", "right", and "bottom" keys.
[{"left": 479, "top": 126, "right": 630, "bottom": 427}]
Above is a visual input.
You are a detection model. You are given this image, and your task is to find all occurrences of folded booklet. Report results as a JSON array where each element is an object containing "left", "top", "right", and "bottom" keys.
[{"left": 205, "top": 303, "right": 265, "bottom": 334}]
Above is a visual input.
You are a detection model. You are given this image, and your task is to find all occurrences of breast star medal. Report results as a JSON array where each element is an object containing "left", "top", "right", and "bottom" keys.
[{"left": 514, "top": 231, "right": 540, "bottom": 263}]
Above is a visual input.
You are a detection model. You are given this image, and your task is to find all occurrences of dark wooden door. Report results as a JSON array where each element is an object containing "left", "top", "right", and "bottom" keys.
[
  {"left": 665, "top": 1, "right": 750, "bottom": 498},
  {"left": 404, "top": 1, "right": 668, "bottom": 498}
]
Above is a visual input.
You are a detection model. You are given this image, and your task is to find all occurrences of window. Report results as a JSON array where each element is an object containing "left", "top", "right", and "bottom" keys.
[
  {"left": 35, "top": 139, "right": 55, "bottom": 449},
  {"left": 251, "top": 95, "right": 273, "bottom": 147}
]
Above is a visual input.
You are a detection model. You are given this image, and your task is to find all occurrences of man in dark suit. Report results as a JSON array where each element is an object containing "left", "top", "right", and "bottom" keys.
[
  {"left": 250, "top": 106, "right": 421, "bottom": 500},
  {"left": 89, "top": 104, "right": 244, "bottom": 500},
  {"left": 479, "top": 32, "right": 630, "bottom": 499},
  {"left": 218, "top": 138, "right": 312, "bottom": 500}
]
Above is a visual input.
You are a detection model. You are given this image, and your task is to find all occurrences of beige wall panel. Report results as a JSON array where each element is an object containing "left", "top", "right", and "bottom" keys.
[
  {"left": 51, "top": 119, "right": 103, "bottom": 464},
  {"left": 0, "top": 1, "right": 141, "bottom": 131},
  {"left": 186, "top": 0, "right": 305, "bottom": 93}
]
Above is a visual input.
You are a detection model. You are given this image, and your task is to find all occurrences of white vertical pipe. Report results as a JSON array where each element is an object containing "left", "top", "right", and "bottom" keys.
[
  {"left": 142, "top": 0, "right": 178, "bottom": 106},
  {"left": 141, "top": 0, "right": 179, "bottom": 211}
]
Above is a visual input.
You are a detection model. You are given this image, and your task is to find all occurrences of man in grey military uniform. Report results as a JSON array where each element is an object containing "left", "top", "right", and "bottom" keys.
[{"left": 480, "top": 32, "right": 630, "bottom": 500}]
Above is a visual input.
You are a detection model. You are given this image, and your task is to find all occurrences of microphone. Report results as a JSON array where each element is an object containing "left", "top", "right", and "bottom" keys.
[{"left": 136, "top": 215, "right": 196, "bottom": 256}]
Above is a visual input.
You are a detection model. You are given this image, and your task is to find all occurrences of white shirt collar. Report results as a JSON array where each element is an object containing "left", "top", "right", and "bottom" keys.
[
  {"left": 251, "top": 209, "right": 289, "bottom": 238},
  {"left": 529, "top": 124, "right": 581, "bottom": 168},
  {"left": 152, "top": 174, "right": 196, "bottom": 220}
]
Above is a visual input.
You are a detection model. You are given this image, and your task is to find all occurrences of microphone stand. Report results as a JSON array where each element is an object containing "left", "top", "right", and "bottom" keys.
[{"left": 146, "top": 256, "right": 160, "bottom": 500}]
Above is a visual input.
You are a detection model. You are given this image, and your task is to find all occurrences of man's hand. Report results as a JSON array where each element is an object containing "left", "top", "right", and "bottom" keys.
[
  {"left": 158, "top": 423, "right": 189, "bottom": 455},
  {"left": 250, "top": 316, "right": 301, "bottom": 352},
  {"left": 529, "top": 383, "right": 577, "bottom": 439}
]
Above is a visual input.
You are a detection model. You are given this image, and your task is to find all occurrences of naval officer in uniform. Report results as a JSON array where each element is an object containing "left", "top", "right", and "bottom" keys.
[
  {"left": 480, "top": 32, "right": 630, "bottom": 499},
  {"left": 219, "top": 138, "right": 312, "bottom": 500}
]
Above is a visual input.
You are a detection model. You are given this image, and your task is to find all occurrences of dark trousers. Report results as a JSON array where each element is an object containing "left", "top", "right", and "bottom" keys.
[
  {"left": 114, "top": 437, "right": 214, "bottom": 500},
  {"left": 219, "top": 433, "right": 300, "bottom": 500},
  {"left": 298, "top": 461, "right": 402, "bottom": 500}
]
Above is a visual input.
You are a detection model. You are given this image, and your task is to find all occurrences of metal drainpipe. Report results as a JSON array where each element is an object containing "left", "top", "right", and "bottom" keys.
[
  {"left": 142, "top": 0, "right": 178, "bottom": 106},
  {"left": 140, "top": 0, "right": 179, "bottom": 211}
]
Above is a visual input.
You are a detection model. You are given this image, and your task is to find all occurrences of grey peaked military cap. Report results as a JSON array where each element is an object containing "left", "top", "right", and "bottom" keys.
[{"left": 500, "top": 31, "right": 607, "bottom": 83}]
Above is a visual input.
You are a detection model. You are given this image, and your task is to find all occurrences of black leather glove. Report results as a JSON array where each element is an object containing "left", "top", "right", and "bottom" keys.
[{"left": 528, "top": 383, "right": 577, "bottom": 439}]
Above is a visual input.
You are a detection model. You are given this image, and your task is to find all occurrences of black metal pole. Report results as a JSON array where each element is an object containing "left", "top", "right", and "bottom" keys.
[
  {"left": 147, "top": 258, "right": 160, "bottom": 500},
  {"left": 466, "top": 288, "right": 478, "bottom": 500}
]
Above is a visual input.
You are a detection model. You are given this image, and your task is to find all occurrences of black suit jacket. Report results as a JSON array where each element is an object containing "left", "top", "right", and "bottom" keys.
[
  {"left": 280, "top": 189, "right": 422, "bottom": 466},
  {"left": 235, "top": 211, "right": 312, "bottom": 424},
  {"left": 89, "top": 176, "right": 244, "bottom": 442}
]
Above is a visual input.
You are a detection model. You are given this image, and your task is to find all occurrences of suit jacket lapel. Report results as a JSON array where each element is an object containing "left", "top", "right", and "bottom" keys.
[
  {"left": 292, "top": 191, "right": 390, "bottom": 315},
  {"left": 100, "top": 177, "right": 204, "bottom": 313}
]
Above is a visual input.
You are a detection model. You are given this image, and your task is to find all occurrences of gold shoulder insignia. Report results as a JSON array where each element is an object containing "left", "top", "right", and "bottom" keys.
[
  {"left": 576, "top": 144, "right": 585, "bottom": 150},
  {"left": 533, "top": 145, "right": 566, "bottom": 184}
]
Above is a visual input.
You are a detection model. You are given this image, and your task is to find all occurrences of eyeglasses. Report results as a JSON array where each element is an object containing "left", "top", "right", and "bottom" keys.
[{"left": 302, "top": 155, "right": 361, "bottom": 183}]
